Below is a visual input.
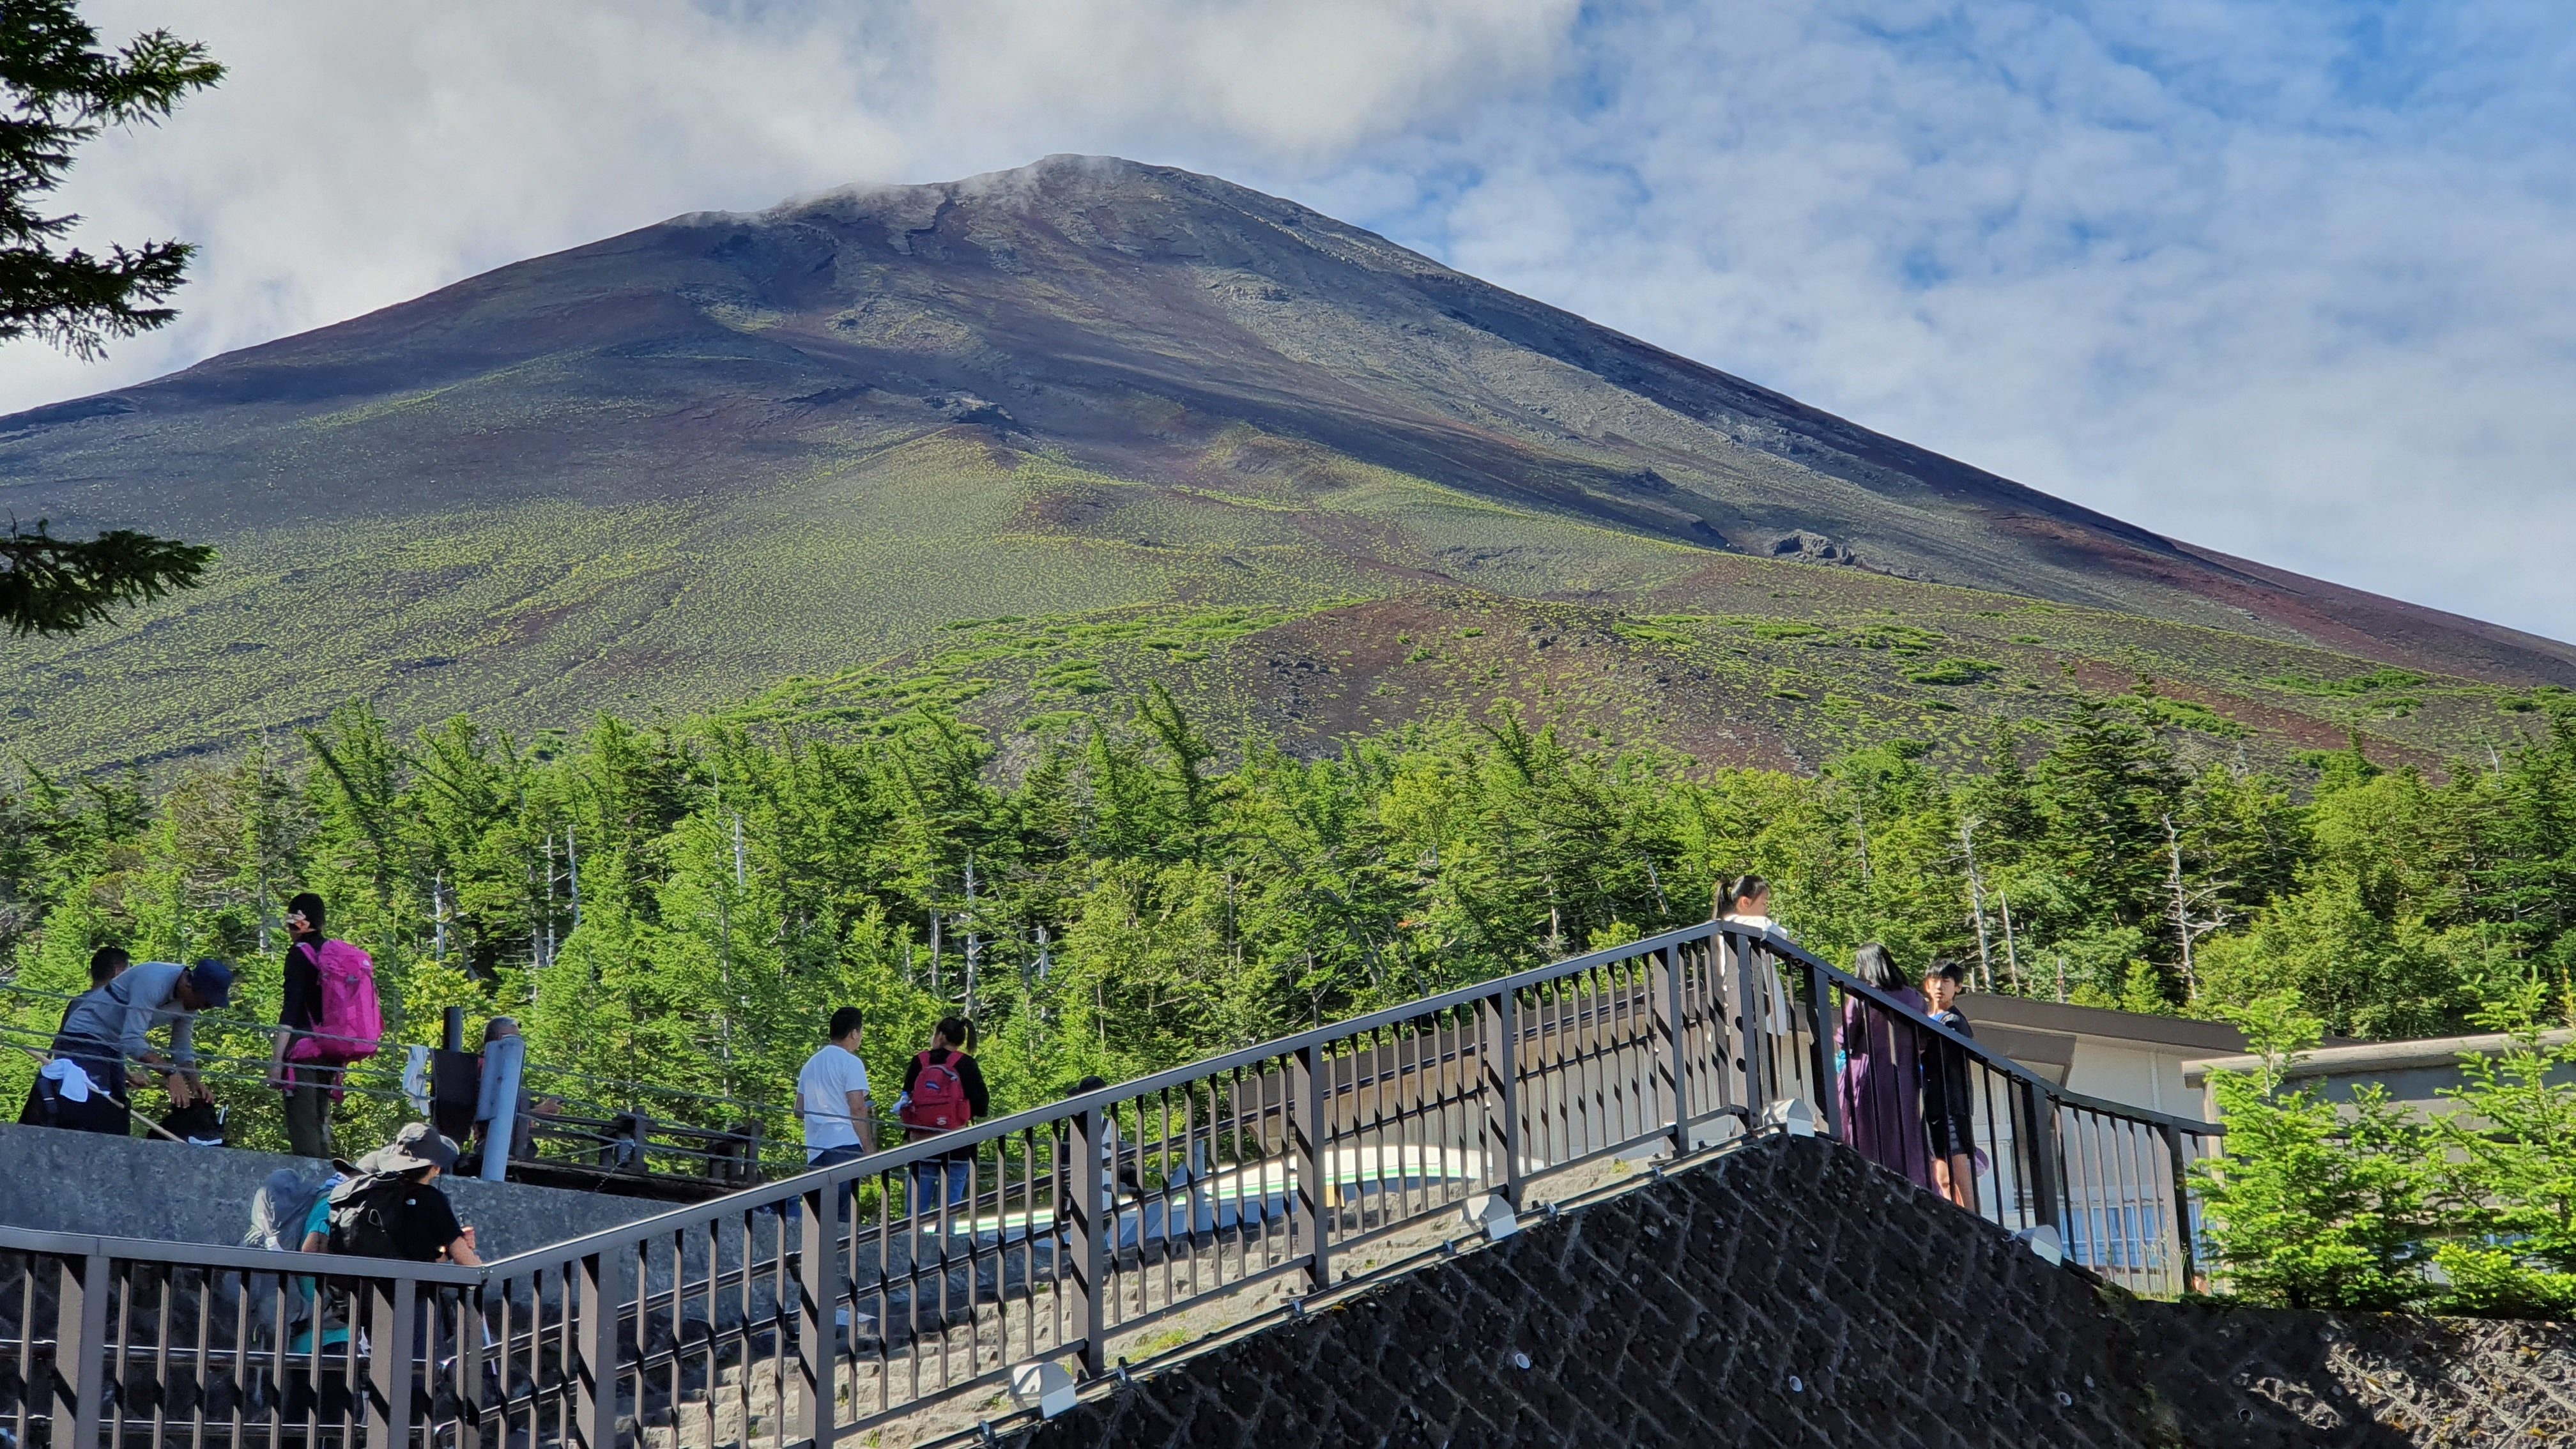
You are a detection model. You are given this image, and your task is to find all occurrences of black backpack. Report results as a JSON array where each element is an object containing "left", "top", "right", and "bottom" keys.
[
  {"left": 325, "top": 1175, "right": 415, "bottom": 1259},
  {"left": 161, "top": 1100, "right": 227, "bottom": 1145}
]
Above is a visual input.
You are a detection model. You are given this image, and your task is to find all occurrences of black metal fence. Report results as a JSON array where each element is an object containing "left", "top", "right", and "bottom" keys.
[{"left": 0, "top": 922, "right": 2220, "bottom": 1448}]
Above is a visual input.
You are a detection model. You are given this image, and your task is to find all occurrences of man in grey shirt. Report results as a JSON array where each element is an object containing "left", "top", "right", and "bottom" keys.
[{"left": 48, "top": 959, "right": 234, "bottom": 1135}]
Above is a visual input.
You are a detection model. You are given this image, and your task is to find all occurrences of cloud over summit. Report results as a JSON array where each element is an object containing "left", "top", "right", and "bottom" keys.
[{"left": 9, "top": 0, "right": 2572, "bottom": 640}]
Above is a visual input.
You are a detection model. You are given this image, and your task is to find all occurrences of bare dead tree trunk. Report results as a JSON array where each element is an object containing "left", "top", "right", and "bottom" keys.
[
  {"left": 1959, "top": 817, "right": 1993, "bottom": 992},
  {"left": 1998, "top": 890, "right": 2021, "bottom": 993},
  {"left": 2162, "top": 811, "right": 2228, "bottom": 1001}
]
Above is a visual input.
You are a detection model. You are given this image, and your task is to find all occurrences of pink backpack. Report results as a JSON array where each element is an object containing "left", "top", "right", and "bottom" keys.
[{"left": 286, "top": 940, "right": 383, "bottom": 1066}]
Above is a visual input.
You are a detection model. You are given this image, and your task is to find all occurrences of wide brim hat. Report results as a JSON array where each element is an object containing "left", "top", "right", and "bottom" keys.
[{"left": 356, "top": 1122, "right": 458, "bottom": 1176}]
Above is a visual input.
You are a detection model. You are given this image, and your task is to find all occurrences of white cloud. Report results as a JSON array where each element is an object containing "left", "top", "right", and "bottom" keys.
[
  {"left": 0, "top": 0, "right": 1575, "bottom": 406},
  {"left": 5, "top": 0, "right": 2573, "bottom": 641},
  {"left": 1399, "top": 2, "right": 2576, "bottom": 641}
]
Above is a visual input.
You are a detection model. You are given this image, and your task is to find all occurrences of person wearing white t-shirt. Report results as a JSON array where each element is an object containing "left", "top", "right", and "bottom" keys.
[{"left": 797, "top": 1007, "right": 877, "bottom": 1167}]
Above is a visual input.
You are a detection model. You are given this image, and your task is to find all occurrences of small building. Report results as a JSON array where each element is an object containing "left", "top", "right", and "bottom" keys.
[
  {"left": 1956, "top": 993, "right": 2244, "bottom": 1121},
  {"left": 2181, "top": 1028, "right": 2576, "bottom": 1123}
]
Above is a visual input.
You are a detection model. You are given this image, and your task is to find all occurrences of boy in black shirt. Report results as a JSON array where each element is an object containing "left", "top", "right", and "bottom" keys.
[{"left": 1920, "top": 959, "right": 1979, "bottom": 1211}]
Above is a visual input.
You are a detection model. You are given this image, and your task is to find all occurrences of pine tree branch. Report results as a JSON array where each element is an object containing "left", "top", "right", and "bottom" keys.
[{"left": 1, "top": 518, "right": 213, "bottom": 636}]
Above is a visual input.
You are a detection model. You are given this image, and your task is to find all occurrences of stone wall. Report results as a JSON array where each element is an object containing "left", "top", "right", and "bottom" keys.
[
  {"left": 2128, "top": 1302, "right": 2573, "bottom": 1446},
  {"left": 1018, "top": 1135, "right": 2574, "bottom": 1448},
  {"left": 0, "top": 1121, "right": 666, "bottom": 1253}
]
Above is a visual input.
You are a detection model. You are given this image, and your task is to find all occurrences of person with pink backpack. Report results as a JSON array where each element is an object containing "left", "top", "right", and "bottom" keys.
[{"left": 269, "top": 893, "right": 383, "bottom": 1159}]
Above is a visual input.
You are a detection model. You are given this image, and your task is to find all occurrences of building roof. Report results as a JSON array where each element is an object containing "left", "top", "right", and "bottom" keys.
[
  {"left": 2181, "top": 1027, "right": 2576, "bottom": 1085},
  {"left": 1958, "top": 994, "right": 2246, "bottom": 1055}
]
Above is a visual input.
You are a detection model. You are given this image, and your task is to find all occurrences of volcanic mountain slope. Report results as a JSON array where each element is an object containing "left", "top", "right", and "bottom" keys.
[{"left": 1, "top": 155, "right": 2565, "bottom": 770}]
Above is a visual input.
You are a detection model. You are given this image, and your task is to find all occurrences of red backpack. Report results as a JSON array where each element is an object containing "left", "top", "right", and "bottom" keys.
[
  {"left": 285, "top": 940, "right": 383, "bottom": 1066},
  {"left": 900, "top": 1051, "right": 971, "bottom": 1131}
]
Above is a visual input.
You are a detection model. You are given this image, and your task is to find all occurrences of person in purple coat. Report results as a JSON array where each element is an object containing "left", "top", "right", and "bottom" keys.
[{"left": 1837, "top": 942, "right": 1933, "bottom": 1190}]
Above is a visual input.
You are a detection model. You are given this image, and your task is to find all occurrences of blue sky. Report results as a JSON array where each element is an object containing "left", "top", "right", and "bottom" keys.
[{"left": 7, "top": 1, "right": 2572, "bottom": 640}]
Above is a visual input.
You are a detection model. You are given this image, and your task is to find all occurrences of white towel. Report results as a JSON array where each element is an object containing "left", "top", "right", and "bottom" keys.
[
  {"left": 39, "top": 1057, "right": 95, "bottom": 1103},
  {"left": 401, "top": 1044, "right": 432, "bottom": 1114}
]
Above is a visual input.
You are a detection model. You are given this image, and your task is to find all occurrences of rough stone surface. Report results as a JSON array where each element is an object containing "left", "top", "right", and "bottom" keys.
[
  {"left": 1016, "top": 1135, "right": 2575, "bottom": 1448},
  {"left": 2127, "top": 1302, "right": 2574, "bottom": 1446}
]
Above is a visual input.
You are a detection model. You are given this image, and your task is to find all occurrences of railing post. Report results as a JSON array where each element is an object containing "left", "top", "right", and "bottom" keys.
[
  {"left": 1729, "top": 930, "right": 1768, "bottom": 1119},
  {"left": 365, "top": 1273, "right": 419, "bottom": 1449},
  {"left": 2019, "top": 1078, "right": 2063, "bottom": 1232},
  {"left": 1288, "top": 1043, "right": 1332, "bottom": 1294},
  {"left": 1652, "top": 946, "right": 1690, "bottom": 1156},
  {"left": 1479, "top": 988, "right": 1524, "bottom": 1207},
  {"left": 1804, "top": 960, "right": 1841, "bottom": 1140},
  {"left": 1066, "top": 1105, "right": 1110, "bottom": 1377},
  {"left": 2163, "top": 1123, "right": 2199, "bottom": 1294},
  {"left": 52, "top": 1252, "right": 109, "bottom": 1449},
  {"left": 575, "top": 1248, "right": 628, "bottom": 1449},
  {"left": 793, "top": 1173, "right": 841, "bottom": 1449},
  {"left": 456, "top": 1282, "right": 489, "bottom": 1449}
]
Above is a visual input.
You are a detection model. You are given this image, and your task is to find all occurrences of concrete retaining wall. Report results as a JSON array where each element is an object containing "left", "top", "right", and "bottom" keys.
[{"left": 0, "top": 1122, "right": 671, "bottom": 1254}]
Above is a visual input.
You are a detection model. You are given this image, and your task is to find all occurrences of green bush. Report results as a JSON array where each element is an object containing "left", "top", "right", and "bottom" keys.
[
  {"left": 2191, "top": 991, "right": 2441, "bottom": 1310},
  {"left": 2430, "top": 981, "right": 2576, "bottom": 1317},
  {"left": 2195, "top": 984, "right": 2576, "bottom": 1318}
]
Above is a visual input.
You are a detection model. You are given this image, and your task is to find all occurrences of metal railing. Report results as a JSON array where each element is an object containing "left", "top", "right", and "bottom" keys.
[{"left": 0, "top": 921, "right": 2221, "bottom": 1448}]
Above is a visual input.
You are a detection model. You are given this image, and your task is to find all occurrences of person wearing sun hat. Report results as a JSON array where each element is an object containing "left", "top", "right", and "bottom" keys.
[{"left": 316, "top": 1123, "right": 484, "bottom": 1266}]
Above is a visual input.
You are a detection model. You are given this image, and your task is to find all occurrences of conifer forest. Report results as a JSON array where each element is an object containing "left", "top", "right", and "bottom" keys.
[{"left": 6, "top": 684, "right": 2573, "bottom": 1148}]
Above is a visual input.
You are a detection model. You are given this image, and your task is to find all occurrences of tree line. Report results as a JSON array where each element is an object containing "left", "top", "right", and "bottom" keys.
[{"left": 4, "top": 684, "right": 2573, "bottom": 1156}]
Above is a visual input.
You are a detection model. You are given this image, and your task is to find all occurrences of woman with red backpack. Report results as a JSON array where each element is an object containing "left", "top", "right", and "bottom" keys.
[{"left": 900, "top": 1016, "right": 989, "bottom": 1219}]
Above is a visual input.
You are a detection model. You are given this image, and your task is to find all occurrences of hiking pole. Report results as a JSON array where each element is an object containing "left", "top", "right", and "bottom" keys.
[{"left": 6, "top": 1039, "right": 195, "bottom": 1146}]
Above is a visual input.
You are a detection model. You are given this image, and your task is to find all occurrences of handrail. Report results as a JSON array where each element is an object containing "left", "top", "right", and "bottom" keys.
[
  {"left": 1795, "top": 944, "right": 2221, "bottom": 1137},
  {"left": 474, "top": 917, "right": 1740, "bottom": 1271},
  {"left": 0, "top": 1223, "right": 484, "bottom": 1283},
  {"left": 0, "top": 916, "right": 2223, "bottom": 1449}
]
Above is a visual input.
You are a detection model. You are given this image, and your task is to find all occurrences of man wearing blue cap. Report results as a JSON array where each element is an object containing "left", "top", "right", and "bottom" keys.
[{"left": 45, "top": 957, "right": 232, "bottom": 1135}]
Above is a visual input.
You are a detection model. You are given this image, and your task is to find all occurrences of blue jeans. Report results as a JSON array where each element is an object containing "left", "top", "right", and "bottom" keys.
[
  {"left": 802, "top": 1143, "right": 867, "bottom": 1223},
  {"left": 908, "top": 1158, "right": 971, "bottom": 1218}
]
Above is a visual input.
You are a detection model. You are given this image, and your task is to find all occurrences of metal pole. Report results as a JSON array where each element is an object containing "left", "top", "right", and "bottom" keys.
[
  {"left": 444, "top": 1006, "right": 465, "bottom": 1054},
  {"left": 1289, "top": 1042, "right": 1332, "bottom": 1294},
  {"left": 365, "top": 1275, "right": 418, "bottom": 1449},
  {"left": 1729, "top": 930, "right": 1768, "bottom": 1120},
  {"left": 575, "top": 1248, "right": 627, "bottom": 1449},
  {"left": 2162, "top": 1123, "right": 2199, "bottom": 1294},
  {"left": 481, "top": 1035, "right": 523, "bottom": 1183},
  {"left": 1652, "top": 944, "right": 1690, "bottom": 1156},
  {"left": 456, "top": 1281, "right": 489, "bottom": 1449},
  {"left": 53, "top": 1252, "right": 109, "bottom": 1449},
  {"left": 1804, "top": 960, "right": 1842, "bottom": 1140},
  {"left": 1068, "top": 1104, "right": 1109, "bottom": 1377},
  {"left": 2020, "top": 1078, "right": 2063, "bottom": 1231},
  {"left": 1480, "top": 988, "right": 1524, "bottom": 1208},
  {"left": 793, "top": 1174, "right": 841, "bottom": 1449}
]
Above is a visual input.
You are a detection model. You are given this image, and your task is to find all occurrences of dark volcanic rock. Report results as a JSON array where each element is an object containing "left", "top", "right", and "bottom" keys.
[{"left": 4, "top": 155, "right": 2569, "bottom": 767}]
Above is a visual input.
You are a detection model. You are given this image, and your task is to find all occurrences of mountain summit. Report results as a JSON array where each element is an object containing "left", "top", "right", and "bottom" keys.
[{"left": 3, "top": 156, "right": 2564, "bottom": 767}]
